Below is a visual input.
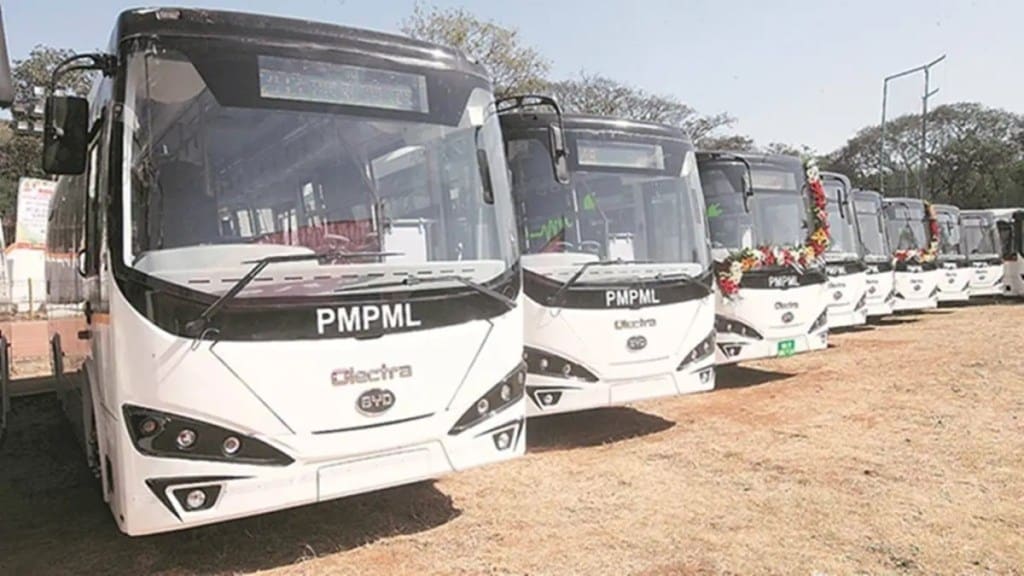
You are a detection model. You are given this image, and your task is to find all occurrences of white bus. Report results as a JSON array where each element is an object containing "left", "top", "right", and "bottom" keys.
[
  {"left": 499, "top": 103, "right": 715, "bottom": 416},
  {"left": 882, "top": 198, "right": 940, "bottom": 311},
  {"left": 932, "top": 204, "right": 972, "bottom": 303},
  {"left": 41, "top": 8, "right": 533, "bottom": 536},
  {"left": 852, "top": 190, "right": 896, "bottom": 318},
  {"left": 960, "top": 209, "right": 1004, "bottom": 297},
  {"left": 697, "top": 153, "right": 829, "bottom": 364},
  {"left": 991, "top": 208, "right": 1024, "bottom": 297},
  {"left": 819, "top": 172, "right": 868, "bottom": 328}
]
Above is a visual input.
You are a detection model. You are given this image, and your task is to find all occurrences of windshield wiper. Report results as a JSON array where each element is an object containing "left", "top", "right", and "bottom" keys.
[
  {"left": 184, "top": 250, "right": 403, "bottom": 337},
  {"left": 547, "top": 259, "right": 649, "bottom": 305},
  {"left": 334, "top": 273, "right": 516, "bottom": 310}
]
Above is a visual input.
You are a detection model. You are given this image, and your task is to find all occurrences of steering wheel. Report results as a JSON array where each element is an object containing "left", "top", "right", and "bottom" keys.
[
  {"left": 550, "top": 241, "right": 576, "bottom": 251},
  {"left": 579, "top": 240, "right": 602, "bottom": 254}
]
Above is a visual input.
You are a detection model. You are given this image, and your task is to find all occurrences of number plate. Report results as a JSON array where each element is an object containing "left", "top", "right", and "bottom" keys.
[{"left": 777, "top": 339, "right": 796, "bottom": 357}]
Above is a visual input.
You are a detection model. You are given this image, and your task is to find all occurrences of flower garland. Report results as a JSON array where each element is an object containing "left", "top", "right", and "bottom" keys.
[
  {"left": 893, "top": 201, "right": 940, "bottom": 264},
  {"left": 716, "top": 158, "right": 831, "bottom": 297}
]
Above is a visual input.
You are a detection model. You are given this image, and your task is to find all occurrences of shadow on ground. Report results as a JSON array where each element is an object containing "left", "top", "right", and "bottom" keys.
[
  {"left": 714, "top": 365, "right": 797, "bottom": 391},
  {"left": 0, "top": 395, "right": 459, "bottom": 575},
  {"left": 830, "top": 324, "right": 876, "bottom": 335},
  {"left": 871, "top": 316, "right": 920, "bottom": 326},
  {"left": 527, "top": 406, "right": 674, "bottom": 453}
]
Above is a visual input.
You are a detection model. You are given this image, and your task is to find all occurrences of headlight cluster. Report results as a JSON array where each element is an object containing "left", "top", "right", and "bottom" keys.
[
  {"left": 854, "top": 293, "right": 867, "bottom": 311},
  {"left": 714, "top": 315, "right": 764, "bottom": 341},
  {"left": 123, "top": 405, "right": 293, "bottom": 466},
  {"left": 885, "top": 289, "right": 897, "bottom": 303},
  {"left": 808, "top": 309, "right": 828, "bottom": 334},
  {"left": 929, "top": 286, "right": 940, "bottom": 298},
  {"left": 523, "top": 347, "right": 598, "bottom": 382},
  {"left": 677, "top": 331, "right": 716, "bottom": 371},
  {"left": 449, "top": 362, "right": 525, "bottom": 435}
]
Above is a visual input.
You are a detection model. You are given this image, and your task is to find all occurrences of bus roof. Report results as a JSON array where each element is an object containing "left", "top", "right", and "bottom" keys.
[
  {"left": 696, "top": 150, "right": 803, "bottom": 172},
  {"left": 499, "top": 111, "right": 691, "bottom": 143},
  {"left": 113, "top": 7, "right": 487, "bottom": 79}
]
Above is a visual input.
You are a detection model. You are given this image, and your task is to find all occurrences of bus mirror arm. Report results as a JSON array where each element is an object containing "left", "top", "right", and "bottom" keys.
[{"left": 494, "top": 94, "right": 570, "bottom": 185}]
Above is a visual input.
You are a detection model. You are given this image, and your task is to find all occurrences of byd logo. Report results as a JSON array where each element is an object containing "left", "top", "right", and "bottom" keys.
[{"left": 356, "top": 388, "right": 395, "bottom": 416}]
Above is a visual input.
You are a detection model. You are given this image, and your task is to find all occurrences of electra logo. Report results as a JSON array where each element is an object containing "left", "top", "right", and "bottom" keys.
[
  {"left": 614, "top": 318, "right": 657, "bottom": 330},
  {"left": 869, "top": 285, "right": 877, "bottom": 294},
  {"left": 768, "top": 275, "right": 799, "bottom": 288},
  {"left": 626, "top": 335, "right": 648, "bottom": 351},
  {"left": 781, "top": 311, "right": 795, "bottom": 324},
  {"left": 833, "top": 291, "right": 843, "bottom": 301},
  {"left": 774, "top": 301, "right": 799, "bottom": 310},
  {"left": 332, "top": 364, "right": 413, "bottom": 386},
  {"left": 605, "top": 288, "right": 661, "bottom": 308},
  {"left": 316, "top": 303, "right": 422, "bottom": 335},
  {"left": 356, "top": 388, "right": 395, "bottom": 416}
]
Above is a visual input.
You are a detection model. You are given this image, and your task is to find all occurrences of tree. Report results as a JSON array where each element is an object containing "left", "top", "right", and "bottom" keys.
[
  {"left": 823, "top": 102, "right": 1024, "bottom": 208},
  {"left": 0, "top": 45, "right": 94, "bottom": 231},
  {"left": 547, "top": 72, "right": 734, "bottom": 142},
  {"left": 401, "top": 5, "right": 550, "bottom": 96},
  {"left": 695, "top": 133, "right": 757, "bottom": 152}
]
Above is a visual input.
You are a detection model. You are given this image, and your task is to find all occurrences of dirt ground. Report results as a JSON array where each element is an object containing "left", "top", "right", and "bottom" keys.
[{"left": 1, "top": 302, "right": 1022, "bottom": 575}]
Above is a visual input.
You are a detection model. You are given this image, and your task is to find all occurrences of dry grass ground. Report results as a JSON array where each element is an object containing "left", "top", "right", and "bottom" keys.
[{"left": 1, "top": 302, "right": 1022, "bottom": 575}]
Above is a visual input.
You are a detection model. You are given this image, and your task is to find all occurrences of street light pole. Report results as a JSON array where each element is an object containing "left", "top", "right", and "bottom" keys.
[
  {"left": 879, "top": 54, "right": 946, "bottom": 196},
  {"left": 919, "top": 55, "right": 945, "bottom": 200}
]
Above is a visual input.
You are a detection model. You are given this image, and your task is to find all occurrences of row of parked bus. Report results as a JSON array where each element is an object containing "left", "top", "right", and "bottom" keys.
[{"left": 6, "top": 8, "right": 1024, "bottom": 537}]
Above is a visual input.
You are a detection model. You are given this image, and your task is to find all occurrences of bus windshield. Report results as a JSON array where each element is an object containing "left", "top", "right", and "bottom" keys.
[
  {"left": 507, "top": 135, "right": 709, "bottom": 270},
  {"left": 121, "top": 40, "right": 517, "bottom": 297},
  {"left": 962, "top": 215, "right": 998, "bottom": 257},
  {"left": 823, "top": 181, "right": 861, "bottom": 261},
  {"left": 935, "top": 209, "right": 964, "bottom": 258},
  {"left": 853, "top": 195, "right": 891, "bottom": 261},
  {"left": 884, "top": 202, "right": 929, "bottom": 251},
  {"left": 699, "top": 159, "right": 807, "bottom": 252}
]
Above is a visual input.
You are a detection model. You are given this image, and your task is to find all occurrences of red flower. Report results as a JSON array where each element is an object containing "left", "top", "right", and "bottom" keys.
[{"left": 718, "top": 276, "right": 739, "bottom": 296}]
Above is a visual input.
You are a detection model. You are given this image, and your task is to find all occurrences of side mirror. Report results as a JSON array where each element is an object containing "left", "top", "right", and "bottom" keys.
[
  {"left": 548, "top": 124, "right": 570, "bottom": 185},
  {"left": 476, "top": 148, "right": 495, "bottom": 204},
  {"left": 42, "top": 96, "right": 89, "bottom": 175}
]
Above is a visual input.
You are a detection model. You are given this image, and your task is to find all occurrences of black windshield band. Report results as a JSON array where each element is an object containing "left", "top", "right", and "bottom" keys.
[
  {"left": 825, "top": 261, "right": 868, "bottom": 275},
  {"left": 894, "top": 261, "right": 938, "bottom": 272},
  {"left": 112, "top": 262, "right": 520, "bottom": 341},
  {"left": 720, "top": 267, "right": 828, "bottom": 290},
  {"left": 523, "top": 268, "right": 712, "bottom": 309}
]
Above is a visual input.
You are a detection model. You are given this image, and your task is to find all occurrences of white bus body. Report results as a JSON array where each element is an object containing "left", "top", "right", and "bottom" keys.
[
  {"left": 820, "top": 173, "right": 868, "bottom": 328},
  {"left": 852, "top": 190, "right": 896, "bottom": 317},
  {"left": 883, "top": 198, "right": 940, "bottom": 311},
  {"left": 501, "top": 112, "right": 715, "bottom": 416},
  {"left": 698, "top": 153, "right": 829, "bottom": 365},
  {"left": 960, "top": 210, "right": 1004, "bottom": 297},
  {"left": 933, "top": 204, "right": 972, "bottom": 303},
  {"left": 991, "top": 208, "right": 1024, "bottom": 297},
  {"left": 43, "top": 8, "right": 527, "bottom": 536}
]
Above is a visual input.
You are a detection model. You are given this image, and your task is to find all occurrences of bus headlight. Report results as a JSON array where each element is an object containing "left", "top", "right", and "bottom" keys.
[
  {"left": 449, "top": 363, "right": 526, "bottom": 435},
  {"left": 677, "top": 331, "right": 716, "bottom": 371},
  {"left": 523, "top": 347, "right": 598, "bottom": 382},
  {"left": 123, "top": 405, "right": 293, "bottom": 466},
  {"left": 714, "top": 315, "right": 764, "bottom": 341},
  {"left": 808, "top": 309, "right": 828, "bottom": 334}
]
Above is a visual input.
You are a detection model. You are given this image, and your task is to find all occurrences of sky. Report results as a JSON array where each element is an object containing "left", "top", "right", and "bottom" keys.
[{"left": 3, "top": 0, "right": 1023, "bottom": 153}]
